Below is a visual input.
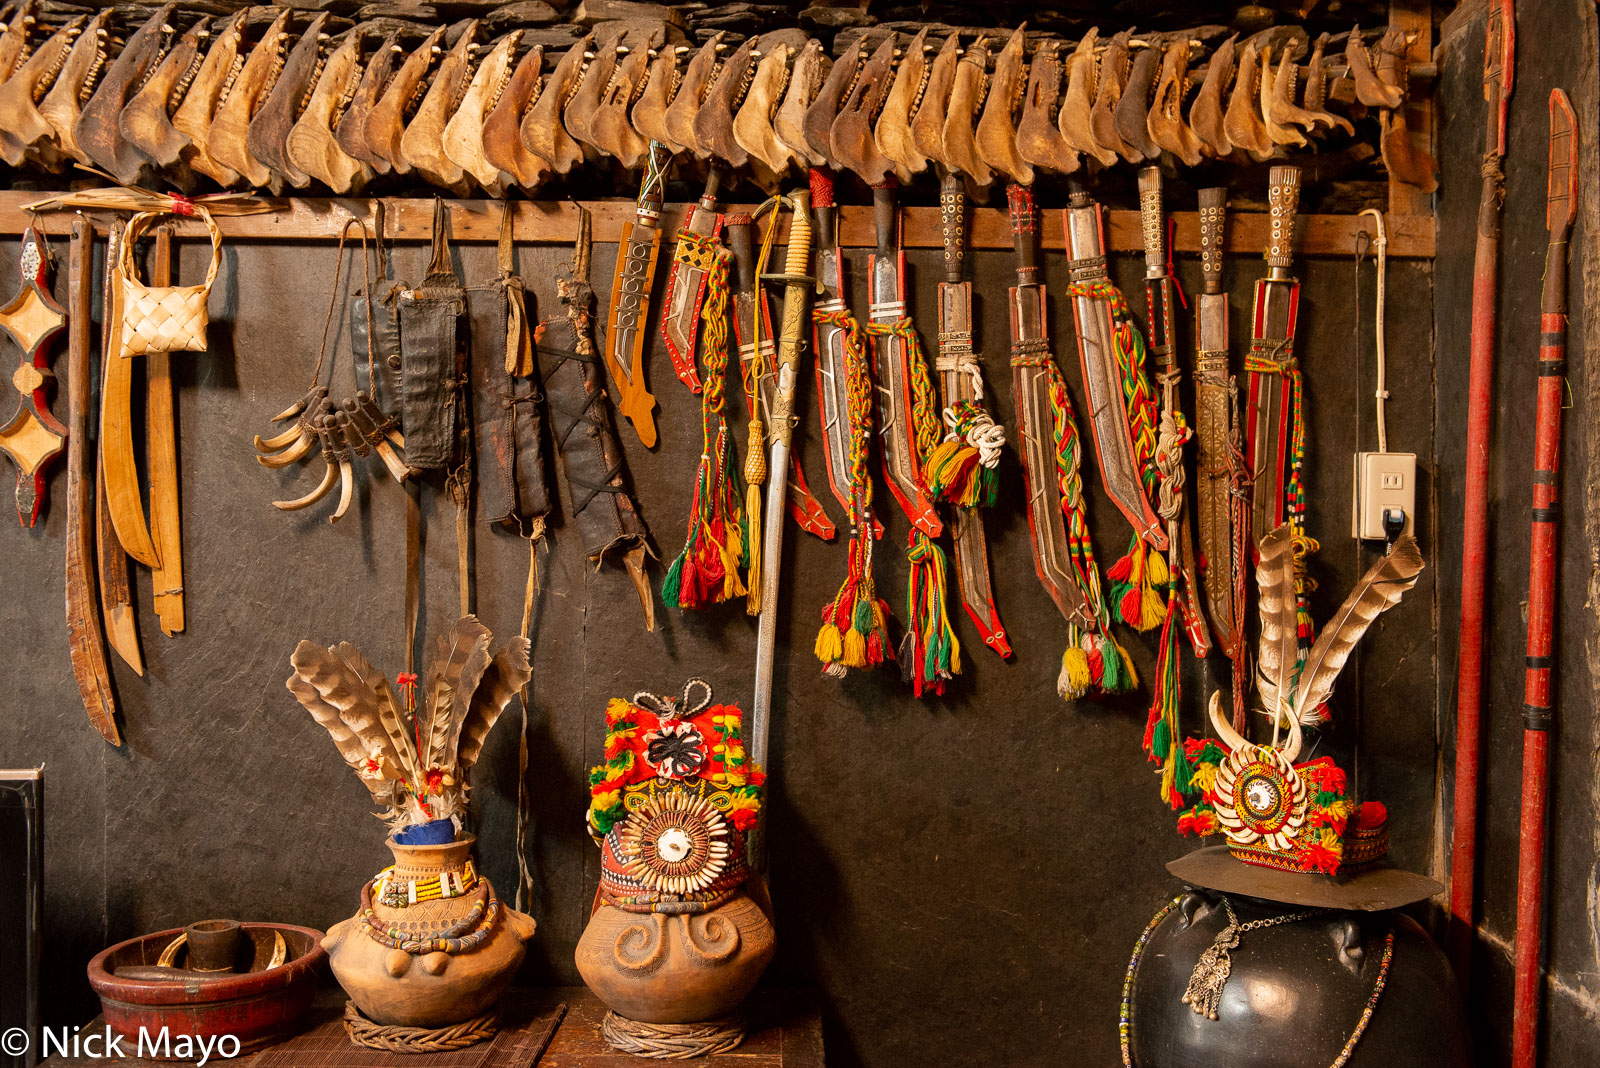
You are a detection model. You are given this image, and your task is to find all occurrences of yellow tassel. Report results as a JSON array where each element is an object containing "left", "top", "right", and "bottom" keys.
[
  {"left": 842, "top": 628, "right": 868, "bottom": 668},
  {"left": 745, "top": 481, "right": 763, "bottom": 616},
  {"left": 1146, "top": 548, "right": 1169, "bottom": 587},
  {"left": 1057, "top": 647, "right": 1092, "bottom": 700},
  {"left": 1116, "top": 639, "right": 1140, "bottom": 689},
  {"left": 1159, "top": 755, "right": 1178, "bottom": 805},
  {"left": 815, "top": 623, "right": 843, "bottom": 664},
  {"left": 1141, "top": 586, "right": 1166, "bottom": 629}
]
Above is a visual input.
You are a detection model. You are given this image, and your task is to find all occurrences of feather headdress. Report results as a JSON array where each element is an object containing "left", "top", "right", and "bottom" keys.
[
  {"left": 1174, "top": 528, "right": 1426, "bottom": 876},
  {"left": 288, "top": 615, "right": 533, "bottom": 830}
]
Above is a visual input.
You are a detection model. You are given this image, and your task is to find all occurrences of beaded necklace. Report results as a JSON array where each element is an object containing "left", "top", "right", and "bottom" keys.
[
  {"left": 374, "top": 859, "right": 479, "bottom": 908},
  {"left": 1120, "top": 895, "right": 1396, "bottom": 1068},
  {"left": 359, "top": 873, "right": 498, "bottom": 955}
]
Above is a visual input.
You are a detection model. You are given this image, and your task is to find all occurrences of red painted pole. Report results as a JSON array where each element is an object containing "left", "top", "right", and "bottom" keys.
[
  {"left": 1449, "top": 0, "right": 1515, "bottom": 983},
  {"left": 1510, "top": 88, "right": 1576, "bottom": 1068}
]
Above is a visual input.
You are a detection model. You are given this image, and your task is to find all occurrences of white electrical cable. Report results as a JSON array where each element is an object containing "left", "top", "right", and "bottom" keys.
[{"left": 1359, "top": 208, "right": 1389, "bottom": 452}]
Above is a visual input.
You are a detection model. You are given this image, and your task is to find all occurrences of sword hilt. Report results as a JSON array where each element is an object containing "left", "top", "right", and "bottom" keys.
[
  {"left": 1137, "top": 166, "right": 1165, "bottom": 279},
  {"left": 1265, "top": 165, "right": 1300, "bottom": 272},
  {"left": 1199, "top": 187, "right": 1226, "bottom": 295}
]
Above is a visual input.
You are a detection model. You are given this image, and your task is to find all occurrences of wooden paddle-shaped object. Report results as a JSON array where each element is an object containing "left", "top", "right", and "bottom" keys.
[{"left": 0, "top": 227, "right": 67, "bottom": 526}]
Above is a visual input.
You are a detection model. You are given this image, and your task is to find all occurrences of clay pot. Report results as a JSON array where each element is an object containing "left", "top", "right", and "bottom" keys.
[
  {"left": 323, "top": 833, "right": 537, "bottom": 1027},
  {"left": 575, "top": 886, "right": 776, "bottom": 1024}
]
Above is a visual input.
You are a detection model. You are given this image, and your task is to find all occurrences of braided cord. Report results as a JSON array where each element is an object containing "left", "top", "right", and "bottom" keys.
[
  {"left": 663, "top": 249, "right": 746, "bottom": 610},
  {"left": 864, "top": 315, "right": 959, "bottom": 696},
  {"left": 813, "top": 307, "right": 893, "bottom": 676}
]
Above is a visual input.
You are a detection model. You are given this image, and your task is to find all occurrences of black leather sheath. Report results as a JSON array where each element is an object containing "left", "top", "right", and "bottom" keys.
[
  {"left": 397, "top": 202, "right": 466, "bottom": 470},
  {"left": 537, "top": 276, "right": 650, "bottom": 562},
  {"left": 471, "top": 277, "right": 550, "bottom": 534}
]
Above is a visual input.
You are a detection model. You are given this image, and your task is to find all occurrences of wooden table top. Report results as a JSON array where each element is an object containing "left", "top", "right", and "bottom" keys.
[{"left": 40, "top": 987, "right": 822, "bottom": 1067}]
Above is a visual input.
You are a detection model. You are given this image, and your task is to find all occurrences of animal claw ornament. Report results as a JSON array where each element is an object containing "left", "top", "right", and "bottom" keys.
[{"left": 255, "top": 222, "right": 407, "bottom": 521}]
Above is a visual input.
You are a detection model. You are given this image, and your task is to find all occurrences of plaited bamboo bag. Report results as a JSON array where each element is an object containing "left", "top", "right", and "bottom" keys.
[{"left": 116, "top": 206, "right": 223, "bottom": 356}]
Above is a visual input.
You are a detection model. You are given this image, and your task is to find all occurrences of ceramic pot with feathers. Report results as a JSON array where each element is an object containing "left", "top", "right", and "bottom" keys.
[
  {"left": 323, "top": 833, "right": 538, "bottom": 1027},
  {"left": 285, "top": 615, "right": 535, "bottom": 1031},
  {"left": 577, "top": 682, "right": 774, "bottom": 1031}
]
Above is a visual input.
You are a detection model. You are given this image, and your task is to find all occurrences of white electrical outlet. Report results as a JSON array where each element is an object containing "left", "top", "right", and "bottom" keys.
[{"left": 1352, "top": 452, "right": 1416, "bottom": 540}]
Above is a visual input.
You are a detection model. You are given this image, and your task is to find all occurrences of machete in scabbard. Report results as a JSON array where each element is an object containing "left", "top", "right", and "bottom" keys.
[
  {"left": 1193, "top": 186, "right": 1238, "bottom": 657},
  {"left": 1245, "top": 164, "right": 1303, "bottom": 544},
  {"left": 1008, "top": 184, "right": 1094, "bottom": 630},
  {"left": 727, "top": 214, "right": 835, "bottom": 540},
  {"left": 659, "top": 167, "right": 722, "bottom": 394},
  {"left": 809, "top": 170, "right": 882, "bottom": 539},
  {"left": 603, "top": 140, "right": 667, "bottom": 447},
  {"left": 1138, "top": 166, "right": 1209, "bottom": 656},
  {"left": 866, "top": 184, "right": 941, "bottom": 539},
  {"left": 1063, "top": 186, "right": 1165, "bottom": 549},
  {"left": 937, "top": 173, "right": 1009, "bottom": 657}
]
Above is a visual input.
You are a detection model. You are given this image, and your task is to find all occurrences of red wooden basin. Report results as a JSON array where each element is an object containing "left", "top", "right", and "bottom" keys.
[{"left": 86, "top": 923, "right": 325, "bottom": 1055}]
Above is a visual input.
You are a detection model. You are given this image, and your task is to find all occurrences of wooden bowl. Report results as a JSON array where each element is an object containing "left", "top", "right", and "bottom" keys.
[{"left": 87, "top": 923, "right": 326, "bottom": 1055}]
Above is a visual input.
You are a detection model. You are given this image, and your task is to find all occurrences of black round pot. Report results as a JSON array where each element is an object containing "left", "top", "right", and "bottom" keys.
[{"left": 1126, "top": 891, "right": 1471, "bottom": 1068}]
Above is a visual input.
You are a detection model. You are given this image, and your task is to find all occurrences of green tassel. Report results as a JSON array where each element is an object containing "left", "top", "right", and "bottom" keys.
[
  {"left": 1099, "top": 635, "right": 1122, "bottom": 692},
  {"left": 661, "top": 552, "right": 686, "bottom": 608},
  {"left": 852, "top": 595, "right": 873, "bottom": 633}
]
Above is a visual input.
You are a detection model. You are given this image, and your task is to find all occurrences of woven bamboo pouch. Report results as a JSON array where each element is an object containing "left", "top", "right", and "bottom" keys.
[{"left": 117, "top": 206, "right": 223, "bottom": 356}]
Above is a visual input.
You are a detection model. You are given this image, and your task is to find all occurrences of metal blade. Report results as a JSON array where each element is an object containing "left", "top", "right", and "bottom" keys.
[
  {"left": 1246, "top": 277, "right": 1299, "bottom": 542},
  {"left": 937, "top": 279, "right": 1009, "bottom": 657},
  {"left": 660, "top": 198, "right": 721, "bottom": 393},
  {"left": 1010, "top": 279, "right": 1095, "bottom": 629},
  {"left": 734, "top": 287, "right": 837, "bottom": 540},
  {"left": 870, "top": 250, "right": 941, "bottom": 538},
  {"left": 1064, "top": 200, "right": 1166, "bottom": 548}
]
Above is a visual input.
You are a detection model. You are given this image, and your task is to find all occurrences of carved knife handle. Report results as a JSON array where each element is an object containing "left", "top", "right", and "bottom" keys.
[
  {"left": 1265, "top": 165, "right": 1300, "bottom": 270},
  {"left": 809, "top": 167, "right": 836, "bottom": 249},
  {"left": 1137, "top": 165, "right": 1165, "bottom": 276},
  {"left": 871, "top": 182, "right": 896, "bottom": 259},
  {"left": 939, "top": 171, "right": 965, "bottom": 284},
  {"left": 725, "top": 213, "right": 756, "bottom": 296},
  {"left": 1199, "top": 187, "right": 1226, "bottom": 295},
  {"left": 636, "top": 140, "right": 670, "bottom": 219},
  {"left": 1006, "top": 182, "right": 1038, "bottom": 273}
]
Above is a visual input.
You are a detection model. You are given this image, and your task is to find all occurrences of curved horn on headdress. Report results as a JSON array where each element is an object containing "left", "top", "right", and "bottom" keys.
[{"left": 1207, "top": 690, "right": 1249, "bottom": 753}]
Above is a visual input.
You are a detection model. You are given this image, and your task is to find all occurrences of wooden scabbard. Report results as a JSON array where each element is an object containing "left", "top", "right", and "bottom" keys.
[
  {"left": 100, "top": 217, "right": 160, "bottom": 568},
  {"left": 97, "top": 221, "right": 143, "bottom": 675},
  {"left": 147, "top": 226, "right": 184, "bottom": 634},
  {"left": 65, "top": 217, "right": 120, "bottom": 745}
]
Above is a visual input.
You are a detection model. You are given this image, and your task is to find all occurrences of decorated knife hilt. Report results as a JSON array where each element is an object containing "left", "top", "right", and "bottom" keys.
[
  {"left": 759, "top": 190, "right": 814, "bottom": 448},
  {"left": 636, "top": 139, "right": 670, "bottom": 220},
  {"left": 726, "top": 213, "right": 756, "bottom": 295},
  {"left": 809, "top": 167, "right": 837, "bottom": 250},
  {"left": 939, "top": 172, "right": 965, "bottom": 284},
  {"left": 1137, "top": 166, "right": 1166, "bottom": 278},
  {"left": 1198, "top": 186, "right": 1226, "bottom": 294},
  {"left": 1007, "top": 182, "right": 1038, "bottom": 276},
  {"left": 872, "top": 182, "right": 897, "bottom": 258},
  {"left": 1265, "top": 165, "right": 1301, "bottom": 272}
]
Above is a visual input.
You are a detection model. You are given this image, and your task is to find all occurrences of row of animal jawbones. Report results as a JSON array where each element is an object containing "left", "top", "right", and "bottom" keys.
[{"left": 0, "top": 1, "right": 1430, "bottom": 198}]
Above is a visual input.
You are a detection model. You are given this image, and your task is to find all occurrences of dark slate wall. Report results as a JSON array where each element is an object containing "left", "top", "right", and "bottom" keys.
[
  {"left": 1435, "top": 1, "right": 1600, "bottom": 1064},
  {"left": 0, "top": 193, "right": 1435, "bottom": 1063}
]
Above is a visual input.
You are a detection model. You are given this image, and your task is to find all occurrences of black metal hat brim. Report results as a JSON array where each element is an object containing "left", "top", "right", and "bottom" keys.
[{"left": 1167, "top": 846, "right": 1443, "bottom": 911}]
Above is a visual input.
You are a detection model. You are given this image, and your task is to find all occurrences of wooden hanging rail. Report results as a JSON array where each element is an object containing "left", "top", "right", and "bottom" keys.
[{"left": 0, "top": 193, "right": 1434, "bottom": 259}]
